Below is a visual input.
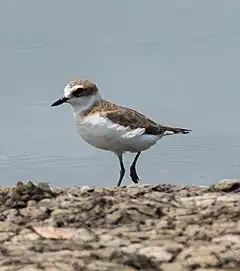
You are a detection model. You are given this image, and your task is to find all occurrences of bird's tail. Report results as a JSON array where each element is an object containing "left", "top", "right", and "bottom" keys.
[{"left": 162, "top": 125, "right": 192, "bottom": 135}]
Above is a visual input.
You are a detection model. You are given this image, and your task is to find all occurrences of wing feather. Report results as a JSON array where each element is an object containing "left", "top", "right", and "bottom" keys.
[
  {"left": 86, "top": 100, "right": 191, "bottom": 136},
  {"left": 100, "top": 107, "right": 165, "bottom": 135}
]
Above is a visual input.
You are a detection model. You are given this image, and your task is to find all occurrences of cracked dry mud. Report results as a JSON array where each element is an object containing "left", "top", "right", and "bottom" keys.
[{"left": 0, "top": 180, "right": 239, "bottom": 271}]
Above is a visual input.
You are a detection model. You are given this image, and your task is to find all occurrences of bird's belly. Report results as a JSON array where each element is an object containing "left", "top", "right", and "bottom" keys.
[
  {"left": 76, "top": 120, "right": 162, "bottom": 153},
  {"left": 78, "top": 126, "right": 115, "bottom": 151}
]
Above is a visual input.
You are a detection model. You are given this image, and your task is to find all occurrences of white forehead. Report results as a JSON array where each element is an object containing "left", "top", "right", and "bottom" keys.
[{"left": 64, "top": 84, "right": 84, "bottom": 97}]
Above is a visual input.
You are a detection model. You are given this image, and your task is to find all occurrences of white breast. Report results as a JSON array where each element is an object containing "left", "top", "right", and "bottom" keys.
[{"left": 74, "top": 113, "right": 163, "bottom": 153}]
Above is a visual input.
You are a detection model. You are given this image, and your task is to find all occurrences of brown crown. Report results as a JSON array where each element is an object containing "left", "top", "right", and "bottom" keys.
[{"left": 68, "top": 79, "right": 99, "bottom": 96}]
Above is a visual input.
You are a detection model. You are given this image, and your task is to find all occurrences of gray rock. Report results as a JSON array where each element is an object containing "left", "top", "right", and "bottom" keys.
[{"left": 0, "top": 182, "right": 239, "bottom": 270}]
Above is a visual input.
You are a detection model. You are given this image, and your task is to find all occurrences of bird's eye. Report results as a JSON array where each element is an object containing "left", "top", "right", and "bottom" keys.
[{"left": 73, "top": 88, "right": 84, "bottom": 96}]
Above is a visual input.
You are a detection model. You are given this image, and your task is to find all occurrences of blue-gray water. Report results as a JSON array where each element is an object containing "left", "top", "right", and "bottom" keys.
[{"left": 1, "top": 1, "right": 240, "bottom": 187}]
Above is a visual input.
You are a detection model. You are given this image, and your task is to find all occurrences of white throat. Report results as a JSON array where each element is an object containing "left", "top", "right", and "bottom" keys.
[{"left": 70, "top": 92, "right": 102, "bottom": 115}]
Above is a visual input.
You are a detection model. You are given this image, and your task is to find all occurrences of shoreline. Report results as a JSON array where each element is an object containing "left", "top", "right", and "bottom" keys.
[{"left": 0, "top": 180, "right": 239, "bottom": 271}]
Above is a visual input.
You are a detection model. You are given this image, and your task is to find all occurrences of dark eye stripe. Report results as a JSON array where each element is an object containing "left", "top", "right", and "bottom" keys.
[{"left": 73, "top": 88, "right": 84, "bottom": 96}]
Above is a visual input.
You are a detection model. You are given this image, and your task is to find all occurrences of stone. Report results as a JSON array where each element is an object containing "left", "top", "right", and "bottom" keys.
[
  {"left": 161, "top": 262, "right": 185, "bottom": 271},
  {"left": 0, "top": 182, "right": 239, "bottom": 270},
  {"left": 213, "top": 179, "right": 240, "bottom": 192},
  {"left": 138, "top": 246, "right": 172, "bottom": 263},
  {"left": 31, "top": 226, "right": 76, "bottom": 239}
]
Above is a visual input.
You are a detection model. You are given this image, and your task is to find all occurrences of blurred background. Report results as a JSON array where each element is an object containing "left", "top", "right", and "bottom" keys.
[{"left": 0, "top": 0, "right": 240, "bottom": 187}]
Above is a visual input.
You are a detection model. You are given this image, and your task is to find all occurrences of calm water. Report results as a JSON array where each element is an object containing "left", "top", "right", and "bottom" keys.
[{"left": 1, "top": 1, "right": 240, "bottom": 187}]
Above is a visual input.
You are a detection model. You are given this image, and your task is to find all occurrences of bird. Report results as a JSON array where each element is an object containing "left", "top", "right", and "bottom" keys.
[{"left": 51, "top": 79, "right": 191, "bottom": 186}]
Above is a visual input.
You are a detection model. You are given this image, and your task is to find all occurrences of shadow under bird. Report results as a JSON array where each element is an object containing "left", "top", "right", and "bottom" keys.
[{"left": 51, "top": 79, "right": 191, "bottom": 186}]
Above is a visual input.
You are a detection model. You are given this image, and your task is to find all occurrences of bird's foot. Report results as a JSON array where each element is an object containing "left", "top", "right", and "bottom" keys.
[{"left": 130, "top": 167, "right": 140, "bottom": 184}]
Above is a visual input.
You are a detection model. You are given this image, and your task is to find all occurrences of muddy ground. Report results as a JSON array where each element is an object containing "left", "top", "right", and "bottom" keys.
[{"left": 0, "top": 180, "right": 239, "bottom": 271}]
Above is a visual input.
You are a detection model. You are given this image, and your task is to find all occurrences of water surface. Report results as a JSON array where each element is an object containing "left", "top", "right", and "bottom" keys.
[{"left": 1, "top": 1, "right": 240, "bottom": 187}]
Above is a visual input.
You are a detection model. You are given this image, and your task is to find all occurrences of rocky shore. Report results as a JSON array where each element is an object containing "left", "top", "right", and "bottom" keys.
[{"left": 0, "top": 180, "right": 239, "bottom": 271}]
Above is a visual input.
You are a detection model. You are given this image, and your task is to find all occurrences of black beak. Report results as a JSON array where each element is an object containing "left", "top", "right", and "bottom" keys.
[{"left": 51, "top": 97, "right": 69, "bottom": 107}]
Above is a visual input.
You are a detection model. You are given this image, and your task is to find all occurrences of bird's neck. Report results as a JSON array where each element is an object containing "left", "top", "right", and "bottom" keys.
[{"left": 72, "top": 92, "right": 102, "bottom": 117}]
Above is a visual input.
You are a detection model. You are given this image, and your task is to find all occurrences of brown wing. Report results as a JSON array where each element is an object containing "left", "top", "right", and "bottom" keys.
[
  {"left": 86, "top": 100, "right": 191, "bottom": 136},
  {"left": 101, "top": 106, "right": 166, "bottom": 135}
]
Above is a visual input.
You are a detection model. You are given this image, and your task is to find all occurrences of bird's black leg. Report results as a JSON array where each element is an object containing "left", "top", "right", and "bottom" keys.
[
  {"left": 117, "top": 154, "right": 125, "bottom": 186},
  {"left": 130, "top": 152, "right": 141, "bottom": 183}
]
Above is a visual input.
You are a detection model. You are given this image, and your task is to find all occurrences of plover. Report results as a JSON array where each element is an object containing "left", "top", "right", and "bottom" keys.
[{"left": 51, "top": 79, "right": 191, "bottom": 186}]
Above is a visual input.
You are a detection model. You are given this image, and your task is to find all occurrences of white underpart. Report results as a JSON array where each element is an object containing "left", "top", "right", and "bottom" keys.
[
  {"left": 63, "top": 87, "right": 168, "bottom": 154},
  {"left": 74, "top": 113, "right": 164, "bottom": 153},
  {"left": 71, "top": 95, "right": 100, "bottom": 114}
]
